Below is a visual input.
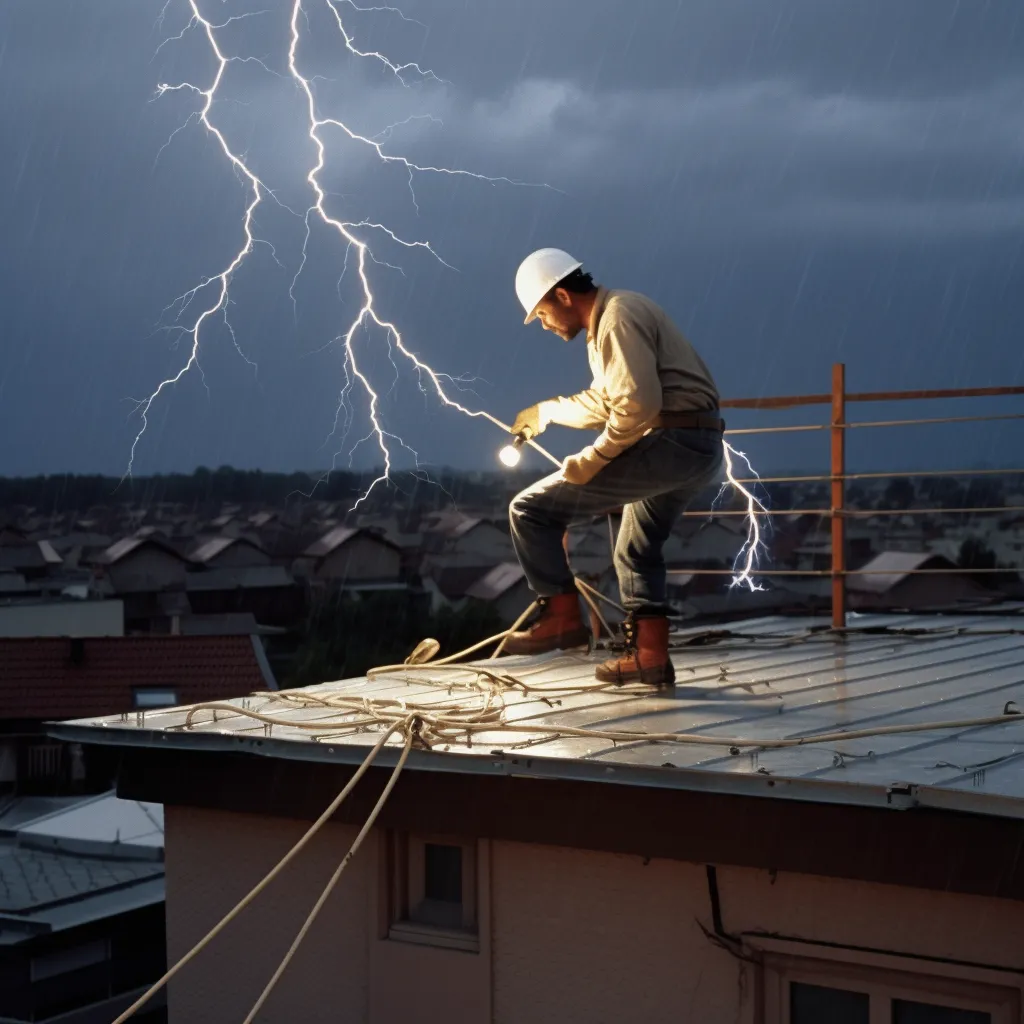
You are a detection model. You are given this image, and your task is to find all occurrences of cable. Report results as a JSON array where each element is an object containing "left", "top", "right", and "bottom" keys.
[
  {"left": 574, "top": 578, "right": 615, "bottom": 639},
  {"left": 490, "top": 600, "right": 539, "bottom": 659},
  {"left": 575, "top": 575, "right": 626, "bottom": 615},
  {"left": 110, "top": 721, "right": 406, "bottom": 1024},
  {"left": 726, "top": 467, "right": 1024, "bottom": 485},
  {"left": 476, "top": 410, "right": 560, "bottom": 468},
  {"left": 241, "top": 727, "right": 414, "bottom": 1024},
  {"left": 848, "top": 412, "right": 1024, "bottom": 431},
  {"left": 667, "top": 567, "right": 1019, "bottom": 576},
  {"left": 724, "top": 412, "right": 1024, "bottom": 437}
]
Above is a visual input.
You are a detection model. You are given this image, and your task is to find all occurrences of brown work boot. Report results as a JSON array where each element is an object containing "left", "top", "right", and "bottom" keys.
[
  {"left": 502, "top": 593, "right": 590, "bottom": 655},
  {"left": 595, "top": 616, "right": 675, "bottom": 687}
]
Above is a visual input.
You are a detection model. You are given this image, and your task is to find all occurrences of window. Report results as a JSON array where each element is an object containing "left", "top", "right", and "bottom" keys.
[
  {"left": 790, "top": 982, "right": 869, "bottom": 1024},
  {"left": 25, "top": 743, "right": 63, "bottom": 781},
  {"left": 892, "top": 1002, "right": 991, "bottom": 1024},
  {"left": 759, "top": 944, "right": 1019, "bottom": 1024},
  {"left": 133, "top": 688, "right": 178, "bottom": 709},
  {"left": 385, "top": 832, "right": 478, "bottom": 951}
]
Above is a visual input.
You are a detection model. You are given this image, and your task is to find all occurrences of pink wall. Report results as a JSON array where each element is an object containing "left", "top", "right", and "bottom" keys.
[
  {"left": 491, "top": 841, "right": 745, "bottom": 1023},
  {"left": 164, "top": 806, "right": 1024, "bottom": 1023},
  {"left": 164, "top": 807, "right": 371, "bottom": 1022}
]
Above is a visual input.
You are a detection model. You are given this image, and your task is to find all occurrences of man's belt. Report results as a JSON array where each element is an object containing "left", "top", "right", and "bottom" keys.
[{"left": 653, "top": 410, "right": 725, "bottom": 432}]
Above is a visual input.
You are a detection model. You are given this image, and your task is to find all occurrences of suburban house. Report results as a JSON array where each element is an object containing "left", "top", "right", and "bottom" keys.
[
  {"left": 52, "top": 610, "right": 1024, "bottom": 1024},
  {"left": 94, "top": 538, "right": 190, "bottom": 596},
  {"left": 463, "top": 562, "right": 530, "bottom": 625},
  {"left": 672, "top": 516, "right": 750, "bottom": 568},
  {"left": 184, "top": 565, "right": 303, "bottom": 628},
  {"left": 188, "top": 536, "right": 271, "bottom": 571},
  {"left": 0, "top": 634, "right": 275, "bottom": 794},
  {"left": 0, "top": 791, "right": 167, "bottom": 1023},
  {"left": 298, "top": 527, "right": 403, "bottom": 588},
  {"left": 0, "top": 540, "right": 63, "bottom": 582},
  {"left": 847, "top": 552, "right": 994, "bottom": 609},
  {"left": 421, "top": 511, "right": 516, "bottom": 567}
]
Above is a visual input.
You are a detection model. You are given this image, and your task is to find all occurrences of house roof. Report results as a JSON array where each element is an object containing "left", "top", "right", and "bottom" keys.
[
  {"left": 303, "top": 525, "right": 357, "bottom": 557},
  {"left": 0, "top": 791, "right": 164, "bottom": 944},
  {"left": 100, "top": 536, "right": 186, "bottom": 566},
  {"left": 0, "top": 541, "right": 62, "bottom": 572},
  {"left": 303, "top": 525, "right": 399, "bottom": 559},
  {"left": 51, "top": 611, "right": 1024, "bottom": 822},
  {"left": 14, "top": 790, "right": 164, "bottom": 850},
  {"left": 0, "top": 635, "right": 273, "bottom": 719},
  {"left": 465, "top": 562, "right": 526, "bottom": 600},
  {"left": 190, "top": 535, "right": 263, "bottom": 564},
  {"left": 423, "top": 511, "right": 489, "bottom": 540},
  {"left": 847, "top": 551, "right": 956, "bottom": 594}
]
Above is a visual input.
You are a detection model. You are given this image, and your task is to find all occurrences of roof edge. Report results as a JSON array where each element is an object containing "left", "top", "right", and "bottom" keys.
[{"left": 47, "top": 720, "right": 1024, "bottom": 822}]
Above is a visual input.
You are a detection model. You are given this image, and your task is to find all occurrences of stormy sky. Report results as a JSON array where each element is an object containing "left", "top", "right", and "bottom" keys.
[{"left": 0, "top": 0, "right": 1021, "bottom": 480}]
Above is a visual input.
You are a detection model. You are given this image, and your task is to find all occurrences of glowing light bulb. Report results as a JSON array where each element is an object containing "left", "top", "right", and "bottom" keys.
[{"left": 498, "top": 444, "right": 522, "bottom": 468}]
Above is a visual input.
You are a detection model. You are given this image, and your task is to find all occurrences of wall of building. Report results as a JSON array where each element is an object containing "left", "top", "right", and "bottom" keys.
[
  {"left": 0, "top": 600, "right": 123, "bottom": 637},
  {"left": 107, "top": 549, "right": 186, "bottom": 594},
  {"left": 316, "top": 537, "right": 401, "bottom": 582},
  {"left": 164, "top": 807, "right": 1024, "bottom": 1024},
  {"left": 449, "top": 523, "right": 515, "bottom": 560},
  {"left": 164, "top": 807, "right": 371, "bottom": 1023},
  {"left": 207, "top": 544, "right": 271, "bottom": 570},
  {"left": 491, "top": 840, "right": 744, "bottom": 1023}
]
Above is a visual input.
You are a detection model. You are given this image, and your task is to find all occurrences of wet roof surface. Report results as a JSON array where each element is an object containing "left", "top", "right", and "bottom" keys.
[{"left": 52, "top": 612, "right": 1024, "bottom": 817}]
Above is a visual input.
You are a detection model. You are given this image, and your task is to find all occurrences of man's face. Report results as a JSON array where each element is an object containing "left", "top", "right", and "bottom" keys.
[{"left": 534, "top": 289, "right": 584, "bottom": 341}]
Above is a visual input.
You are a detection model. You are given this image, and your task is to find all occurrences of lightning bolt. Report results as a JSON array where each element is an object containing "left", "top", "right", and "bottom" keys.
[
  {"left": 719, "top": 440, "right": 770, "bottom": 591},
  {"left": 132, "top": 0, "right": 550, "bottom": 506}
]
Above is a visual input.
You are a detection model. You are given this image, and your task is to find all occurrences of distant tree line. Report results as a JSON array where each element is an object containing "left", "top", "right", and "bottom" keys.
[
  {"left": 0, "top": 466, "right": 534, "bottom": 516},
  {"left": 0, "top": 466, "right": 1016, "bottom": 519},
  {"left": 286, "top": 591, "right": 503, "bottom": 686}
]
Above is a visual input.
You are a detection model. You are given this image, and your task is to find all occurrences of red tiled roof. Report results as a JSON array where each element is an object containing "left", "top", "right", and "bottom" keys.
[{"left": 0, "top": 635, "right": 271, "bottom": 720}]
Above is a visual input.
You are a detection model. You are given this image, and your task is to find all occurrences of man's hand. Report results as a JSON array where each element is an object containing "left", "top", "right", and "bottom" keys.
[
  {"left": 561, "top": 446, "right": 607, "bottom": 486},
  {"left": 510, "top": 403, "right": 549, "bottom": 440}
]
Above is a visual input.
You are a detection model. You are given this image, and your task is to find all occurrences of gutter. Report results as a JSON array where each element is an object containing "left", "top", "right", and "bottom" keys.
[{"left": 47, "top": 721, "right": 1024, "bottom": 823}]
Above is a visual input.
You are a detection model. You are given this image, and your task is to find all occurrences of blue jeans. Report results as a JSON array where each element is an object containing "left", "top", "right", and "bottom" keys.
[{"left": 509, "top": 427, "right": 725, "bottom": 615}]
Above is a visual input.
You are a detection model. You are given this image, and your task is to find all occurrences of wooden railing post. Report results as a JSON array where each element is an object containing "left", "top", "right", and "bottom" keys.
[{"left": 831, "top": 363, "right": 847, "bottom": 630}]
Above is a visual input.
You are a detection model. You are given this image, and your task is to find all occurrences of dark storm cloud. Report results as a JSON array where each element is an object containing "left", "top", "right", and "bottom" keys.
[{"left": 0, "top": 0, "right": 1021, "bottom": 478}]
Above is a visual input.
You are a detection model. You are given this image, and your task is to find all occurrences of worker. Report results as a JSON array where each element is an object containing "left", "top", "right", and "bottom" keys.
[{"left": 504, "top": 248, "right": 724, "bottom": 686}]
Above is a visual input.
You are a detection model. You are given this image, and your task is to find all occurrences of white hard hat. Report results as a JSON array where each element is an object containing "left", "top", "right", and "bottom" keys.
[{"left": 515, "top": 248, "right": 584, "bottom": 324}]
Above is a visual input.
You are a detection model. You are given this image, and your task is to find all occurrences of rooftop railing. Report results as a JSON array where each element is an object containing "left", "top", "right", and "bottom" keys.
[{"left": 674, "top": 363, "right": 1024, "bottom": 629}]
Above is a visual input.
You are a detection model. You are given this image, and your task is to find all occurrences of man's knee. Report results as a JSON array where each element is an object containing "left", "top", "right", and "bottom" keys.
[
  {"left": 509, "top": 489, "right": 526, "bottom": 520},
  {"left": 509, "top": 485, "right": 537, "bottom": 524}
]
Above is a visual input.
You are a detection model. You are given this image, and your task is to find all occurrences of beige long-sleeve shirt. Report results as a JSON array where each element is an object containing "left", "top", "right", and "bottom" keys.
[{"left": 540, "top": 287, "right": 720, "bottom": 464}]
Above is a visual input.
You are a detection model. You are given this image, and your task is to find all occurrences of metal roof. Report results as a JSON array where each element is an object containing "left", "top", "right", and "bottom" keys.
[
  {"left": 50, "top": 612, "right": 1024, "bottom": 820},
  {"left": 0, "top": 791, "right": 164, "bottom": 944}
]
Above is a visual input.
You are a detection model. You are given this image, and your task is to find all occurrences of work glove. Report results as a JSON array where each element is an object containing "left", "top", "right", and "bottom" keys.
[
  {"left": 510, "top": 403, "right": 551, "bottom": 440},
  {"left": 561, "top": 446, "right": 607, "bottom": 486}
]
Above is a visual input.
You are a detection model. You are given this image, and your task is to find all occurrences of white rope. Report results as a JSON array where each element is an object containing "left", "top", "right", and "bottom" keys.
[
  {"left": 241, "top": 728, "right": 415, "bottom": 1023},
  {"left": 110, "top": 721, "right": 406, "bottom": 1024}
]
